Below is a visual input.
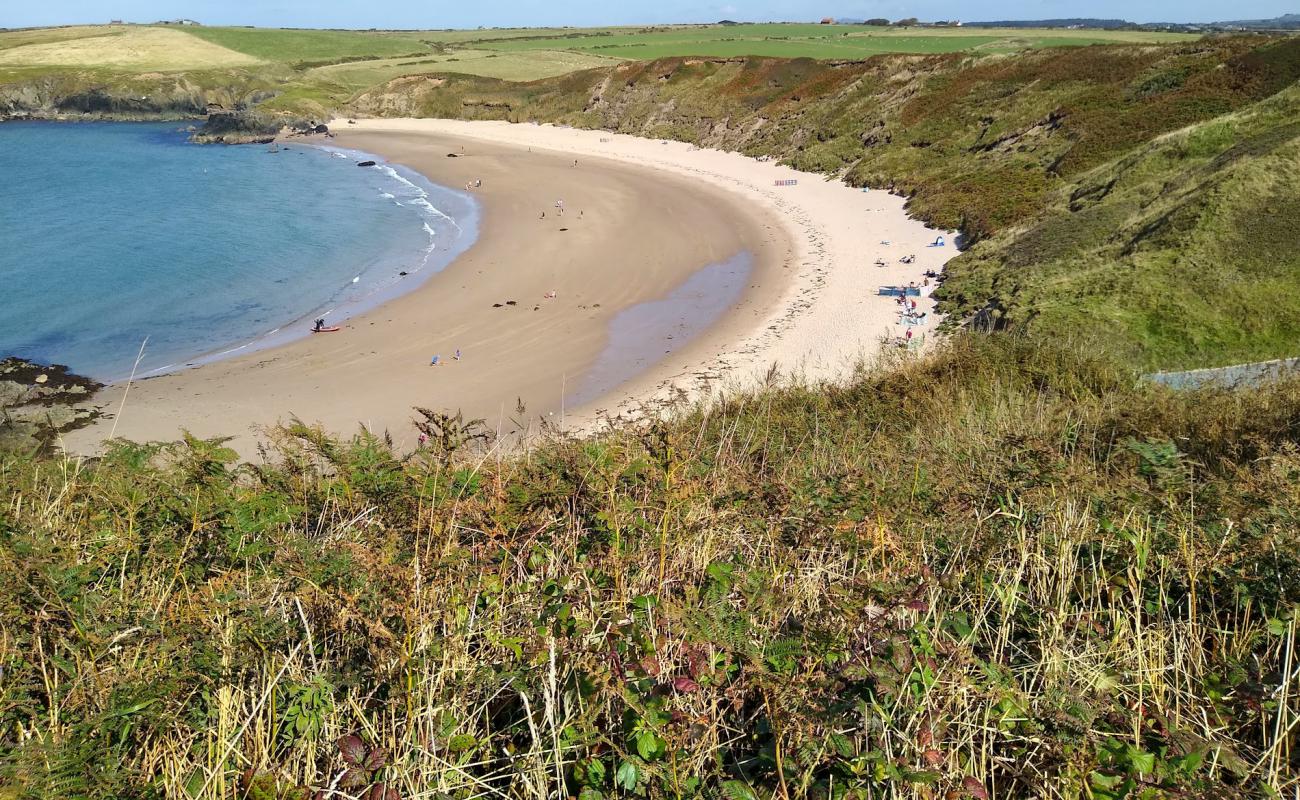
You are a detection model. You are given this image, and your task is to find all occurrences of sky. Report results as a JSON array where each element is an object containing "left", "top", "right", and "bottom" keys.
[{"left": 4, "top": 0, "right": 1295, "bottom": 30}]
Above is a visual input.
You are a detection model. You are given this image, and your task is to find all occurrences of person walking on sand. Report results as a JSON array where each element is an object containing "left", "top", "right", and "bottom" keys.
[
  {"left": 430, "top": 355, "right": 441, "bottom": 367},
  {"left": 454, "top": 349, "right": 461, "bottom": 361}
]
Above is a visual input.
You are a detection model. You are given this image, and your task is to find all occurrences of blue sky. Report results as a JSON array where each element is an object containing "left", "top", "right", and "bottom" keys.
[{"left": 5, "top": 1, "right": 1294, "bottom": 29}]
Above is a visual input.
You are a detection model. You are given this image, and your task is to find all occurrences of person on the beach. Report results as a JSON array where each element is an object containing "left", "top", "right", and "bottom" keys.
[
  {"left": 454, "top": 349, "right": 461, "bottom": 361},
  {"left": 313, "top": 318, "right": 325, "bottom": 332},
  {"left": 475, "top": 178, "right": 482, "bottom": 188},
  {"left": 430, "top": 355, "right": 440, "bottom": 367}
]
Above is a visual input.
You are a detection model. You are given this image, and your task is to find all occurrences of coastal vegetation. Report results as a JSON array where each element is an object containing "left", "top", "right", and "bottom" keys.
[{"left": 2, "top": 336, "right": 1298, "bottom": 798}]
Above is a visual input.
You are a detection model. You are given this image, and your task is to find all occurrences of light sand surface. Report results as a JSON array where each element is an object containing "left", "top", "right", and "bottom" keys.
[{"left": 63, "top": 120, "right": 955, "bottom": 456}]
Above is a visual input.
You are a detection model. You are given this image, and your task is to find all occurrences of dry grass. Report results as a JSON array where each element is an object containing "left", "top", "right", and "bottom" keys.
[
  {"left": 0, "top": 27, "right": 262, "bottom": 70},
  {"left": 307, "top": 49, "right": 625, "bottom": 89}
]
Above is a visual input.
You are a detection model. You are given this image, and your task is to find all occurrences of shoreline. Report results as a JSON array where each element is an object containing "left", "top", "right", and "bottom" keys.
[
  {"left": 58, "top": 119, "right": 956, "bottom": 456},
  {"left": 61, "top": 123, "right": 796, "bottom": 456},
  {"left": 119, "top": 143, "right": 481, "bottom": 384}
]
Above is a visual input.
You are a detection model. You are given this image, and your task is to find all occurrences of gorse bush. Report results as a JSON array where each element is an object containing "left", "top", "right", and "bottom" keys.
[{"left": 1, "top": 334, "right": 1297, "bottom": 798}]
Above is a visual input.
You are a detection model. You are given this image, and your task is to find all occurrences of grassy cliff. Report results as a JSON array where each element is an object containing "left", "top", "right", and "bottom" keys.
[{"left": 2, "top": 336, "right": 1298, "bottom": 799}]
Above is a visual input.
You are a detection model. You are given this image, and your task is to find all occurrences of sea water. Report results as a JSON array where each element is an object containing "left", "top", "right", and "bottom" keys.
[{"left": 0, "top": 121, "right": 477, "bottom": 381}]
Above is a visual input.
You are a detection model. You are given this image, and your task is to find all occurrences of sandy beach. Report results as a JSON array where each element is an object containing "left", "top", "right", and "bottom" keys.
[{"left": 62, "top": 120, "right": 954, "bottom": 455}]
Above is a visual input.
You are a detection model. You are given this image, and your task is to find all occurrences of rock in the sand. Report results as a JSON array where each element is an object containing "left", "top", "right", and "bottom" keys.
[
  {"left": 313, "top": 124, "right": 329, "bottom": 134},
  {"left": 0, "top": 357, "right": 102, "bottom": 453},
  {"left": 357, "top": 160, "right": 377, "bottom": 168},
  {"left": 446, "top": 153, "right": 460, "bottom": 158}
]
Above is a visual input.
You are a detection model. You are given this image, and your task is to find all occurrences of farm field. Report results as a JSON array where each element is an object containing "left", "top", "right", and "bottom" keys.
[
  {"left": 0, "top": 26, "right": 262, "bottom": 70},
  {"left": 0, "top": 22, "right": 1202, "bottom": 83},
  {"left": 305, "top": 48, "right": 624, "bottom": 87},
  {"left": 468, "top": 23, "right": 1198, "bottom": 59},
  {"left": 183, "top": 25, "right": 434, "bottom": 63}
]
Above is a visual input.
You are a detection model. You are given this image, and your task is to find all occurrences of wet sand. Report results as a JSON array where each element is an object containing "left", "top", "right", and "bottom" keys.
[{"left": 62, "top": 127, "right": 794, "bottom": 455}]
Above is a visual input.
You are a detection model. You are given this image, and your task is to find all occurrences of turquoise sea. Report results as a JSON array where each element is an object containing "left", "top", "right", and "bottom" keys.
[{"left": 0, "top": 121, "right": 477, "bottom": 381}]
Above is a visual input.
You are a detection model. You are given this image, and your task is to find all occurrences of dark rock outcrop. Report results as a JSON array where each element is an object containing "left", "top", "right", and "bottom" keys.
[
  {"left": 0, "top": 358, "right": 102, "bottom": 453},
  {"left": 190, "top": 111, "right": 290, "bottom": 144}
]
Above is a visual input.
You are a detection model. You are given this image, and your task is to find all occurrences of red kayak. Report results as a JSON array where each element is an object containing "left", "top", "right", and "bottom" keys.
[{"left": 311, "top": 326, "right": 342, "bottom": 333}]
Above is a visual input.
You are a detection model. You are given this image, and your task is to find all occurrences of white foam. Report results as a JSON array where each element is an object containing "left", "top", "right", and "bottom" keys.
[{"left": 378, "top": 164, "right": 464, "bottom": 234}]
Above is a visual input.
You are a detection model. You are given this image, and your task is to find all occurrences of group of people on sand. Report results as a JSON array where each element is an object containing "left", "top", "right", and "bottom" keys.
[
  {"left": 465, "top": 178, "right": 483, "bottom": 191},
  {"left": 541, "top": 199, "right": 585, "bottom": 220},
  {"left": 893, "top": 282, "right": 931, "bottom": 347},
  {"left": 429, "top": 349, "right": 462, "bottom": 367}
]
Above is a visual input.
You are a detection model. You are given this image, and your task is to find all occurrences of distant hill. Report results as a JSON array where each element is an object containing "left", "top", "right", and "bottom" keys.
[
  {"left": 1214, "top": 12, "right": 1300, "bottom": 28},
  {"left": 970, "top": 18, "right": 1133, "bottom": 29},
  {"left": 971, "top": 13, "right": 1300, "bottom": 30}
]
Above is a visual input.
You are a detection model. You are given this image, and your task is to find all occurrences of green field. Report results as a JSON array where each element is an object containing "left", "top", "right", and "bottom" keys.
[
  {"left": 468, "top": 23, "right": 1196, "bottom": 60},
  {"left": 0, "top": 22, "right": 1201, "bottom": 83},
  {"left": 305, "top": 48, "right": 624, "bottom": 86},
  {"left": 182, "top": 25, "right": 435, "bottom": 63}
]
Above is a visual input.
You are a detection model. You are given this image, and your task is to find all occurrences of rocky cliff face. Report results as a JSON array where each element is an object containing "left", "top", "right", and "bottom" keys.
[
  {"left": 0, "top": 72, "right": 272, "bottom": 122},
  {"left": 187, "top": 111, "right": 327, "bottom": 143}
]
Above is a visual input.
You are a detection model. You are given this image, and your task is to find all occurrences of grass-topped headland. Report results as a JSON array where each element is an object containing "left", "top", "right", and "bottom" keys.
[{"left": 1, "top": 335, "right": 1297, "bottom": 798}]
